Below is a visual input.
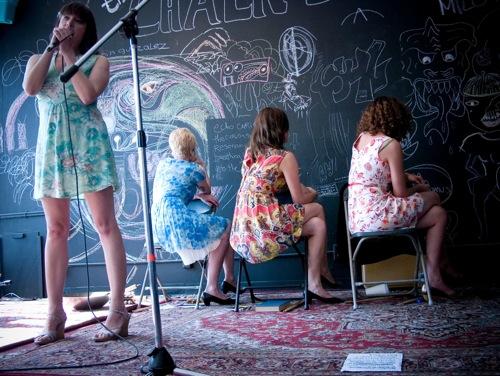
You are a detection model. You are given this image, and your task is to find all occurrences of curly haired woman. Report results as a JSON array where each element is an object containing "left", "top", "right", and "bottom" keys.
[{"left": 348, "top": 96, "right": 455, "bottom": 296}]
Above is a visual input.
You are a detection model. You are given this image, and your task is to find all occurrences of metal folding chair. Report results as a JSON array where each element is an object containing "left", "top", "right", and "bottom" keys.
[
  {"left": 234, "top": 239, "right": 309, "bottom": 312},
  {"left": 342, "top": 184, "right": 433, "bottom": 309}
]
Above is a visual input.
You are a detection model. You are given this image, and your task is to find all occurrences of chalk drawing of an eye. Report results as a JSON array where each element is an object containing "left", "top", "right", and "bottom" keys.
[
  {"left": 233, "top": 63, "right": 243, "bottom": 72},
  {"left": 465, "top": 99, "right": 480, "bottom": 107},
  {"left": 421, "top": 55, "right": 433, "bottom": 65},
  {"left": 223, "top": 64, "right": 233, "bottom": 75},
  {"left": 443, "top": 53, "right": 456, "bottom": 62}
]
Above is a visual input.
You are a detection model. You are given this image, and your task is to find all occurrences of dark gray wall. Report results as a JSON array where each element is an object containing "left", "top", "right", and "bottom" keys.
[{"left": 0, "top": 0, "right": 498, "bottom": 297}]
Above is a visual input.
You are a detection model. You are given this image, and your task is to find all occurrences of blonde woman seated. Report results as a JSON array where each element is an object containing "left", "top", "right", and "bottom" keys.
[{"left": 152, "top": 128, "right": 237, "bottom": 305}]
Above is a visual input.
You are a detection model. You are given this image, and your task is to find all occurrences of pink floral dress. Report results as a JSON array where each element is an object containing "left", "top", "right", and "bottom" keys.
[
  {"left": 230, "top": 148, "right": 305, "bottom": 264},
  {"left": 348, "top": 133, "right": 424, "bottom": 233}
]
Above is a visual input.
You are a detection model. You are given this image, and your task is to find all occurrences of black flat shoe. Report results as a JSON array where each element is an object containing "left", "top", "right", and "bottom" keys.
[
  {"left": 220, "top": 281, "right": 246, "bottom": 294},
  {"left": 307, "top": 290, "right": 344, "bottom": 304},
  {"left": 202, "top": 292, "right": 235, "bottom": 306},
  {"left": 321, "top": 276, "right": 340, "bottom": 289}
]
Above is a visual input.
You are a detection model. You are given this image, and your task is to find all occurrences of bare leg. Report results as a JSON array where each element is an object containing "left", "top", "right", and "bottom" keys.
[
  {"left": 85, "top": 187, "right": 127, "bottom": 329},
  {"left": 301, "top": 202, "right": 333, "bottom": 298},
  {"left": 204, "top": 227, "right": 231, "bottom": 299},
  {"left": 222, "top": 240, "right": 236, "bottom": 286},
  {"left": 41, "top": 198, "right": 70, "bottom": 319},
  {"left": 416, "top": 193, "right": 454, "bottom": 295}
]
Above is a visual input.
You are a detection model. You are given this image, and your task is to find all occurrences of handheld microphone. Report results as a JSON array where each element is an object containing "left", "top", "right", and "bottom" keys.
[{"left": 46, "top": 32, "right": 74, "bottom": 52}]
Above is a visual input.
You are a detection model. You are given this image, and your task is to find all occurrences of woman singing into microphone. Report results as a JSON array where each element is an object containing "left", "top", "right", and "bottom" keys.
[{"left": 23, "top": 2, "right": 129, "bottom": 344}]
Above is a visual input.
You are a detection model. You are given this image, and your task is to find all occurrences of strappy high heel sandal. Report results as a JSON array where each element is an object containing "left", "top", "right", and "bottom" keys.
[
  {"left": 94, "top": 309, "right": 130, "bottom": 342},
  {"left": 34, "top": 311, "right": 67, "bottom": 346}
]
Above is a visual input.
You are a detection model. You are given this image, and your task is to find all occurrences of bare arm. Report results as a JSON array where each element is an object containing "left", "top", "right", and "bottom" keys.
[
  {"left": 62, "top": 53, "right": 110, "bottom": 105},
  {"left": 23, "top": 52, "right": 53, "bottom": 95},
  {"left": 379, "top": 139, "right": 410, "bottom": 197},
  {"left": 280, "top": 152, "right": 316, "bottom": 204}
]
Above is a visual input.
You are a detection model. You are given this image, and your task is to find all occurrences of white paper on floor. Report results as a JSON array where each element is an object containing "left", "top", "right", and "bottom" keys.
[{"left": 341, "top": 353, "right": 403, "bottom": 372}]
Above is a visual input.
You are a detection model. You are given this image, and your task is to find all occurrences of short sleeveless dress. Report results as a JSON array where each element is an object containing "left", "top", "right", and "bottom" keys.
[
  {"left": 34, "top": 54, "right": 118, "bottom": 199},
  {"left": 348, "top": 133, "right": 424, "bottom": 233},
  {"left": 151, "top": 158, "right": 229, "bottom": 266},
  {"left": 230, "top": 148, "right": 305, "bottom": 264}
]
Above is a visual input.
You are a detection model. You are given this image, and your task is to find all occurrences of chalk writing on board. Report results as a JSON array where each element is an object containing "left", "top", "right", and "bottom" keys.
[
  {"left": 206, "top": 117, "right": 253, "bottom": 185},
  {"left": 316, "top": 39, "right": 391, "bottom": 104}
]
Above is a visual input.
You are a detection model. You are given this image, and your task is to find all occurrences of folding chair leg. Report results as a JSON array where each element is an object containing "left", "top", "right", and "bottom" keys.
[
  {"left": 138, "top": 265, "right": 150, "bottom": 307},
  {"left": 349, "top": 243, "right": 359, "bottom": 310},
  {"left": 242, "top": 260, "right": 257, "bottom": 303},
  {"left": 412, "top": 237, "right": 433, "bottom": 306},
  {"left": 303, "top": 244, "right": 309, "bottom": 310},
  {"left": 234, "top": 257, "right": 244, "bottom": 312},
  {"left": 195, "top": 257, "right": 207, "bottom": 309}
]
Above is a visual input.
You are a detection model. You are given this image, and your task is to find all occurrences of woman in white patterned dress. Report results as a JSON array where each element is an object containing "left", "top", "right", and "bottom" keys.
[
  {"left": 23, "top": 2, "right": 128, "bottom": 344},
  {"left": 348, "top": 97, "right": 454, "bottom": 296}
]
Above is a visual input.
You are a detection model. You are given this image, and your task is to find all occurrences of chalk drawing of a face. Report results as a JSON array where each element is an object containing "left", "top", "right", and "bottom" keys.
[
  {"left": 400, "top": 18, "right": 476, "bottom": 144},
  {"left": 463, "top": 72, "right": 500, "bottom": 132},
  {"left": 459, "top": 71, "right": 500, "bottom": 241}
]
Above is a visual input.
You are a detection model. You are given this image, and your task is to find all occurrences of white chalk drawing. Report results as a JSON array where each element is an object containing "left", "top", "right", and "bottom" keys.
[
  {"left": 112, "top": 0, "right": 291, "bottom": 36},
  {"left": 181, "top": 27, "right": 313, "bottom": 113},
  {"left": 401, "top": 120, "right": 420, "bottom": 159},
  {"left": 281, "top": 74, "right": 311, "bottom": 113},
  {"left": 400, "top": 18, "right": 476, "bottom": 144},
  {"left": 220, "top": 57, "right": 270, "bottom": 87},
  {"left": 341, "top": 8, "right": 384, "bottom": 25},
  {"left": 405, "top": 163, "right": 454, "bottom": 204},
  {"left": 100, "top": 0, "right": 129, "bottom": 14},
  {"left": 315, "top": 39, "right": 391, "bottom": 104},
  {"left": 460, "top": 71, "right": 500, "bottom": 240},
  {"left": 0, "top": 151, "right": 35, "bottom": 204},
  {"left": 279, "top": 26, "right": 316, "bottom": 77},
  {"left": 437, "top": 0, "right": 487, "bottom": 15},
  {"left": 308, "top": 110, "right": 351, "bottom": 189}
]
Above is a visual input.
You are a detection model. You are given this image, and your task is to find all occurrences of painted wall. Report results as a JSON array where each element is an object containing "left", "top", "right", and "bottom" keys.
[{"left": 0, "top": 0, "right": 498, "bottom": 296}]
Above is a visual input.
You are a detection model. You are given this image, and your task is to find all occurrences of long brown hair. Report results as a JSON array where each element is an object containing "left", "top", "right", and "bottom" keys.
[
  {"left": 54, "top": 2, "right": 98, "bottom": 55},
  {"left": 357, "top": 96, "right": 413, "bottom": 141},
  {"left": 249, "top": 107, "right": 289, "bottom": 159}
]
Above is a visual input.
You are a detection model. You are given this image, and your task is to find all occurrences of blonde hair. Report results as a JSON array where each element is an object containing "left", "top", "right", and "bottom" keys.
[{"left": 169, "top": 128, "right": 197, "bottom": 161}]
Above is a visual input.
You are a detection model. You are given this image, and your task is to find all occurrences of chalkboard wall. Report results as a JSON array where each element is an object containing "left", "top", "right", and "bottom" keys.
[{"left": 0, "top": 0, "right": 498, "bottom": 294}]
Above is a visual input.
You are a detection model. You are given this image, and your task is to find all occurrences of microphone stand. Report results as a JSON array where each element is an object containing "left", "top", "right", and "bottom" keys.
[{"left": 61, "top": 1, "right": 179, "bottom": 374}]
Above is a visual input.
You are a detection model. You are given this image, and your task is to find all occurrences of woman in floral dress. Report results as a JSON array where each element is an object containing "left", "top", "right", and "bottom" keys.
[
  {"left": 152, "top": 128, "right": 236, "bottom": 305},
  {"left": 231, "top": 107, "right": 343, "bottom": 304},
  {"left": 23, "top": 2, "right": 128, "bottom": 344},
  {"left": 348, "top": 96, "right": 454, "bottom": 296}
]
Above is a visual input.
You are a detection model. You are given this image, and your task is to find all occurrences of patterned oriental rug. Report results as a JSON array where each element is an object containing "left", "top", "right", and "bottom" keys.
[{"left": 0, "top": 289, "right": 499, "bottom": 375}]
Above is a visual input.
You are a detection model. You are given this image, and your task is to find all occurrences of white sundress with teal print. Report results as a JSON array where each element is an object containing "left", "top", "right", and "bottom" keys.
[
  {"left": 151, "top": 158, "right": 229, "bottom": 265},
  {"left": 33, "top": 53, "right": 119, "bottom": 199}
]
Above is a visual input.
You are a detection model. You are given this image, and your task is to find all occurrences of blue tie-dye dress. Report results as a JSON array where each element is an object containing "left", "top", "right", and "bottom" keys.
[
  {"left": 151, "top": 158, "right": 229, "bottom": 265},
  {"left": 34, "top": 54, "right": 119, "bottom": 199}
]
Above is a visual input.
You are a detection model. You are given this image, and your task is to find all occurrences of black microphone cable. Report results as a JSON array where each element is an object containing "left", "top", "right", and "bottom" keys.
[{"left": 0, "top": 53, "right": 140, "bottom": 373}]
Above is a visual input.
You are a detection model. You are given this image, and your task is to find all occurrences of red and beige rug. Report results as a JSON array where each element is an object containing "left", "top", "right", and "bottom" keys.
[{"left": 0, "top": 289, "right": 499, "bottom": 375}]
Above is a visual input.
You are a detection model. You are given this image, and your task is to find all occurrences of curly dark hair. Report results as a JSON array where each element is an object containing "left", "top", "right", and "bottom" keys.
[
  {"left": 54, "top": 2, "right": 98, "bottom": 55},
  {"left": 356, "top": 96, "right": 413, "bottom": 141},
  {"left": 249, "top": 107, "right": 289, "bottom": 159}
]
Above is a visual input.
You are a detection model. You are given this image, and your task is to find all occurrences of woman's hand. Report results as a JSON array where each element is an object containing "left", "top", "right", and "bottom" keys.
[
  {"left": 303, "top": 185, "right": 317, "bottom": 199},
  {"left": 406, "top": 173, "right": 424, "bottom": 185},
  {"left": 196, "top": 193, "right": 219, "bottom": 208},
  {"left": 412, "top": 183, "right": 430, "bottom": 193}
]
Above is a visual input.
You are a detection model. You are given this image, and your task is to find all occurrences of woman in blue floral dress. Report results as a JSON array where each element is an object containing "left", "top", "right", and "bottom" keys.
[
  {"left": 152, "top": 128, "right": 236, "bottom": 305},
  {"left": 23, "top": 3, "right": 128, "bottom": 345}
]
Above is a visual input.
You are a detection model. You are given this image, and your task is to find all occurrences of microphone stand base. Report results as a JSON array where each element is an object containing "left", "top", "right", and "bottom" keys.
[{"left": 141, "top": 347, "right": 176, "bottom": 375}]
